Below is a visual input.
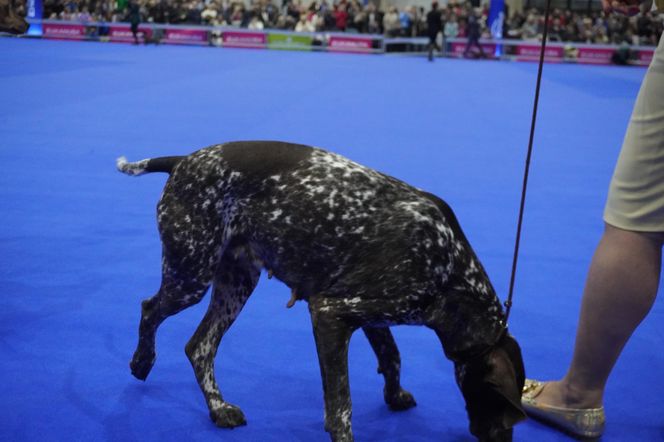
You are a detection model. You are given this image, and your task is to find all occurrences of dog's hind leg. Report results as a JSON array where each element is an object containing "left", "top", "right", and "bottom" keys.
[
  {"left": 130, "top": 265, "right": 212, "bottom": 380},
  {"left": 185, "top": 246, "right": 260, "bottom": 428},
  {"left": 131, "top": 195, "right": 221, "bottom": 381},
  {"left": 362, "top": 327, "right": 416, "bottom": 411}
]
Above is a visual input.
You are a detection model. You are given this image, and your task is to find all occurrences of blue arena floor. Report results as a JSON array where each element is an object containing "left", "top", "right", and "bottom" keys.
[{"left": 1, "top": 37, "right": 661, "bottom": 441}]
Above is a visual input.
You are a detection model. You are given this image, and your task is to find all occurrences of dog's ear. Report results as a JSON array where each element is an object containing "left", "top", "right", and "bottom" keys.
[
  {"left": 484, "top": 334, "right": 526, "bottom": 428},
  {"left": 458, "top": 334, "right": 526, "bottom": 440}
]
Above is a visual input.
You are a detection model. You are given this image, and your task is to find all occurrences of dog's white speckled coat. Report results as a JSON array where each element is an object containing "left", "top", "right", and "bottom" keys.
[{"left": 119, "top": 141, "right": 526, "bottom": 442}]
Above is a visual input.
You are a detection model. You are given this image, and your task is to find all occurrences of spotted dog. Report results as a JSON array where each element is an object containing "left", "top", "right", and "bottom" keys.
[{"left": 117, "top": 141, "right": 526, "bottom": 442}]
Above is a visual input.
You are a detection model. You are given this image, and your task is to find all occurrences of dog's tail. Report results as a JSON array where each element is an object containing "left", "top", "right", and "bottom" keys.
[{"left": 116, "top": 156, "right": 184, "bottom": 176}]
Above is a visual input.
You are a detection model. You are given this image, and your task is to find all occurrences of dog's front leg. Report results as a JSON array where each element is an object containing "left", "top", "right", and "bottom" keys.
[
  {"left": 309, "top": 298, "right": 356, "bottom": 442},
  {"left": 362, "top": 327, "right": 416, "bottom": 411}
]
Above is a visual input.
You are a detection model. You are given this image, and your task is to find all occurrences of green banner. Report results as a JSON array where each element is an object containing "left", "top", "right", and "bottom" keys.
[{"left": 267, "top": 33, "right": 313, "bottom": 51}]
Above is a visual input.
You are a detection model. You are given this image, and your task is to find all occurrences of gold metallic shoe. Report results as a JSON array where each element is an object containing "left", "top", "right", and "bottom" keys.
[{"left": 522, "top": 379, "right": 605, "bottom": 439}]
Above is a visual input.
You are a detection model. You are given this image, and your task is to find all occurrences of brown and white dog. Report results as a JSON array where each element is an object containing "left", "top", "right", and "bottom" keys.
[{"left": 118, "top": 141, "right": 526, "bottom": 441}]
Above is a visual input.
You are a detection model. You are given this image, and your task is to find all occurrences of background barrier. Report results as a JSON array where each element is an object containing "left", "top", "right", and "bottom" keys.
[{"left": 30, "top": 19, "right": 655, "bottom": 66}]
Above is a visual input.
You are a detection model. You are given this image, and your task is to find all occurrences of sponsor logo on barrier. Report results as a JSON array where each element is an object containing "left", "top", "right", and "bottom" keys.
[
  {"left": 449, "top": 42, "right": 496, "bottom": 58},
  {"left": 576, "top": 47, "right": 614, "bottom": 64},
  {"left": 223, "top": 31, "right": 266, "bottom": 48},
  {"left": 515, "top": 44, "right": 564, "bottom": 58},
  {"left": 165, "top": 29, "right": 208, "bottom": 44},
  {"left": 328, "top": 36, "right": 373, "bottom": 52},
  {"left": 109, "top": 25, "right": 153, "bottom": 42},
  {"left": 43, "top": 23, "right": 85, "bottom": 38},
  {"left": 267, "top": 33, "right": 313, "bottom": 51},
  {"left": 638, "top": 49, "right": 654, "bottom": 64}
]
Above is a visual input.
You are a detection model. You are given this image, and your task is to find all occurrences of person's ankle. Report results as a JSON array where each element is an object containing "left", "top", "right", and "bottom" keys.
[{"left": 557, "top": 377, "right": 604, "bottom": 409}]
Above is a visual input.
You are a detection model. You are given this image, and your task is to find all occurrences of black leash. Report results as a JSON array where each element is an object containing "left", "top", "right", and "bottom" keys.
[{"left": 502, "top": 0, "right": 553, "bottom": 327}]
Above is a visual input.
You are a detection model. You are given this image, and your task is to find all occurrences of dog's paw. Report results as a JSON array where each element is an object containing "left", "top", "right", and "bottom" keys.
[
  {"left": 385, "top": 388, "right": 417, "bottom": 411},
  {"left": 130, "top": 351, "right": 156, "bottom": 381},
  {"left": 210, "top": 403, "right": 247, "bottom": 428},
  {"left": 329, "top": 430, "right": 354, "bottom": 442}
]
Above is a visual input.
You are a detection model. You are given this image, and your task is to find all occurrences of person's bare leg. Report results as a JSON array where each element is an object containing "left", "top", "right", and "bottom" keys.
[{"left": 535, "top": 223, "right": 663, "bottom": 409}]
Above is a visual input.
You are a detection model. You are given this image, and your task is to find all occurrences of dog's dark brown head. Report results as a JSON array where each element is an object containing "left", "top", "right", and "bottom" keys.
[
  {"left": 456, "top": 332, "right": 526, "bottom": 442},
  {"left": 0, "top": 0, "right": 29, "bottom": 35}
]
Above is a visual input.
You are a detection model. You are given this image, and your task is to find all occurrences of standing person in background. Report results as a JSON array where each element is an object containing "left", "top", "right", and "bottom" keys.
[
  {"left": 426, "top": 1, "right": 442, "bottom": 61},
  {"left": 463, "top": 6, "right": 485, "bottom": 58},
  {"left": 127, "top": 0, "right": 141, "bottom": 44},
  {"left": 522, "top": 0, "right": 664, "bottom": 438}
]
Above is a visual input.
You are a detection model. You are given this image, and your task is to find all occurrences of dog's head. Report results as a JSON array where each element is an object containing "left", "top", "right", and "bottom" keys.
[
  {"left": 0, "top": 0, "right": 29, "bottom": 35},
  {"left": 455, "top": 332, "right": 526, "bottom": 441}
]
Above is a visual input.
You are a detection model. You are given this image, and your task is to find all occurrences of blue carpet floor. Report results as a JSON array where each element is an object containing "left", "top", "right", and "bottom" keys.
[{"left": 1, "top": 37, "right": 661, "bottom": 441}]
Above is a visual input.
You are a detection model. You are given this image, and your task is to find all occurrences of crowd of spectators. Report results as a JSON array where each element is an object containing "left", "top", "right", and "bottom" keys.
[
  {"left": 42, "top": 0, "right": 663, "bottom": 46},
  {"left": 507, "top": 7, "right": 662, "bottom": 45}
]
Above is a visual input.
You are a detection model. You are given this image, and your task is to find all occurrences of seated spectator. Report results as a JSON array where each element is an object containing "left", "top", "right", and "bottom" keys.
[
  {"left": 565, "top": 19, "right": 579, "bottom": 41},
  {"left": 520, "top": 13, "right": 539, "bottom": 40},
  {"left": 505, "top": 10, "right": 525, "bottom": 38},
  {"left": 594, "top": 25, "right": 609, "bottom": 42},
  {"left": 248, "top": 11, "right": 264, "bottom": 29},
  {"left": 551, "top": 8, "right": 566, "bottom": 26},
  {"left": 383, "top": 5, "right": 400, "bottom": 37},
  {"left": 334, "top": 3, "right": 348, "bottom": 31},
  {"left": 365, "top": 2, "right": 383, "bottom": 34},
  {"left": 284, "top": 1, "right": 299, "bottom": 28},
  {"left": 578, "top": 17, "right": 593, "bottom": 42},
  {"left": 413, "top": 6, "right": 427, "bottom": 36},
  {"left": 201, "top": 3, "right": 218, "bottom": 25},
  {"left": 607, "top": 13, "right": 624, "bottom": 42},
  {"left": 78, "top": 7, "right": 92, "bottom": 22},
  {"left": 261, "top": 0, "right": 279, "bottom": 28},
  {"left": 548, "top": 17, "right": 564, "bottom": 41},
  {"left": 399, "top": 6, "right": 413, "bottom": 37},
  {"left": 591, "top": 16, "right": 608, "bottom": 42},
  {"left": 294, "top": 13, "right": 312, "bottom": 31},
  {"left": 636, "top": 11, "right": 654, "bottom": 44},
  {"left": 228, "top": 3, "right": 244, "bottom": 26},
  {"left": 184, "top": 1, "right": 202, "bottom": 24},
  {"left": 444, "top": 13, "right": 459, "bottom": 38},
  {"left": 352, "top": 6, "right": 367, "bottom": 33},
  {"left": 456, "top": 16, "right": 466, "bottom": 37},
  {"left": 346, "top": 0, "right": 362, "bottom": 32}
]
